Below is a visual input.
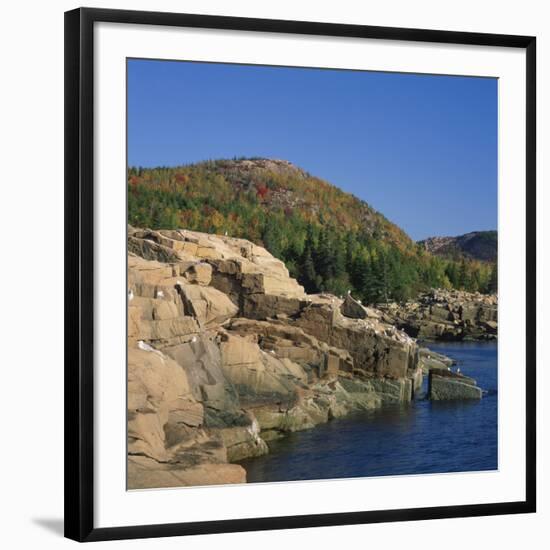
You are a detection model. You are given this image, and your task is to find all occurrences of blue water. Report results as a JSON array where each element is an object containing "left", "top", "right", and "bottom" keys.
[{"left": 239, "top": 341, "right": 498, "bottom": 483}]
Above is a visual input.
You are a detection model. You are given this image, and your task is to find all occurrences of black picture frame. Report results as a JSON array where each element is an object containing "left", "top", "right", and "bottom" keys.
[{"left": 65, "top": 7, "right": 537, "bottom": 543}]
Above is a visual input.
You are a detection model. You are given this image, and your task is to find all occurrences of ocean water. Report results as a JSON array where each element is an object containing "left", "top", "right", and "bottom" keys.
[{"left": 239, "top": 341, "right": 498, "bottom": 483}]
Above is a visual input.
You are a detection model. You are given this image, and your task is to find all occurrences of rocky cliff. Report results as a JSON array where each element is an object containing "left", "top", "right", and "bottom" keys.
[
  {"left": 127, "top": 227, "right": 422, "bottom": 489},
  {"left": 378, "top": 289, "right": 497, "bottom": 341}
]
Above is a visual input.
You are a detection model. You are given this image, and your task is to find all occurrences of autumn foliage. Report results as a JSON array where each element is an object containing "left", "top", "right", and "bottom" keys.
[{"left": 127, "top": 159, "right": 495, "bottom": 303}]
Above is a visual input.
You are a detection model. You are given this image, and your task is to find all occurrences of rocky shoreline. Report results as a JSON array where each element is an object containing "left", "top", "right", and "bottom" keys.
[
  {"left": 127, "top": 228, "right": 494, "bottom": 489},
  {"left": 378, "top": 288, "right": 497, "bottom": 341}
]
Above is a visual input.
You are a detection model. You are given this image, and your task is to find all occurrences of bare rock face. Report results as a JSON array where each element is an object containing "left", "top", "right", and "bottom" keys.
[
  {"left": 127, "top": 344, "right": 249, "bottom": 488},
  {"left": 218, "top": 331, "right": 302, "bottom": 406},
  {"left": 379, "top": 289, "right": 497, "bottom": 341},
  {"left": 161, "top": 333, "right": 240, "bottom": 415},
  {"left": 128, "top": 346, "right": 195, "bottom": 463},
  {"left": 291, "top": 295, "right": 420, "bottom": 400},
  {"left": 419, "top": 231, "right": 497, "bottom": 263},
  {"left": 128, "top": 456, "right": 246, "bottom": 489},
  {"left": 178, "top": 283, "right": 238, "bottom": 328},
  {"left": 227, "top": 318, "right": 355, "bottom": 379},
  {"left": 126, "top": 227, "right": 423, "bottom": 489}
]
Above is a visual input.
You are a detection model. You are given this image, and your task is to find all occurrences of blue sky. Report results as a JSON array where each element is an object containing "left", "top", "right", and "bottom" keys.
[{"left": 128, "top": 59, "right": 497, "bottom": 241}]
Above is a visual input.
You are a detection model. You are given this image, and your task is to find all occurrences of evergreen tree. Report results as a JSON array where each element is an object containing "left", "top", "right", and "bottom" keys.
[
  {"left": 488, "top": 264, "right": 498, "bottom": 293},
  {"left": 378, "top": 250, "right": 390, "bottom": 303},
  {"left": 458, "top": 259, "right": 470, "bottom": 289},
  {"left": 445, "top": 262, "right": 459, "bottom": 288},
  {"left": 314, "top": 228, "right": 331, "bottom": 286},
  {"left": 299, "top": 226, "right": 320, "bottom": 293},
  {"left": 300, "top": 248, "right": 318, "bottom": 293},
  {"left": 350, "top": 253, "right": 370, "bottom": 302},
  {"left": 262, "top": 217, "right": 283, "bottom": 258}
]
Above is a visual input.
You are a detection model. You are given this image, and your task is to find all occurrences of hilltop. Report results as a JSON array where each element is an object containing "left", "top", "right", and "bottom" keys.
[
  {"left": 129, "top": 158, "right": 411, "bottom": 248},
  {"left": 419, "top": 231, "right": 497, "bottom": 263},
  {"left": 128, "top": 158, "right": 495, "bottom": 302}
]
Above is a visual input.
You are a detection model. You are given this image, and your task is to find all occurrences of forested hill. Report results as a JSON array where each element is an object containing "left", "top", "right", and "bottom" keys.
[
  {"left": 128, "top": 158, "right": 497, "bottom": 303},
  {"left": 418, "top": 231, "right": 498, "bottom": 263}
]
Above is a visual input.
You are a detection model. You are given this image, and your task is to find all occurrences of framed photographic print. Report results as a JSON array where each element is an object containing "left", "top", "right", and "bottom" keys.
[{"left": 65, "top": 7, "right": 536, "bottom": 542}]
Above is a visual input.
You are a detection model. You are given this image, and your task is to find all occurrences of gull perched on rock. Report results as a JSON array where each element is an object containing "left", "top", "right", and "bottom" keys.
[
  {"left": 156, "top": 290, "right": 164, "bottom": 298},
  {"left": 137, "top": 340, "right": 153, "bottom": 352},
  {"left": 137, "top": 340, "right": 164, "bottom": 361},
  {"left": 128, "top": 290, "right": 134, "bottom": 301}
]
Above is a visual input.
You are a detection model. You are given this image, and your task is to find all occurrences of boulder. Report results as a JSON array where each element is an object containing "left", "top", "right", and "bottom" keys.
[
  {"left": 428, "top": 369, "right": 483, "bottom": 400},
  {"left": 340, "top": 294, "right": 368, "bottom": 319}
]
